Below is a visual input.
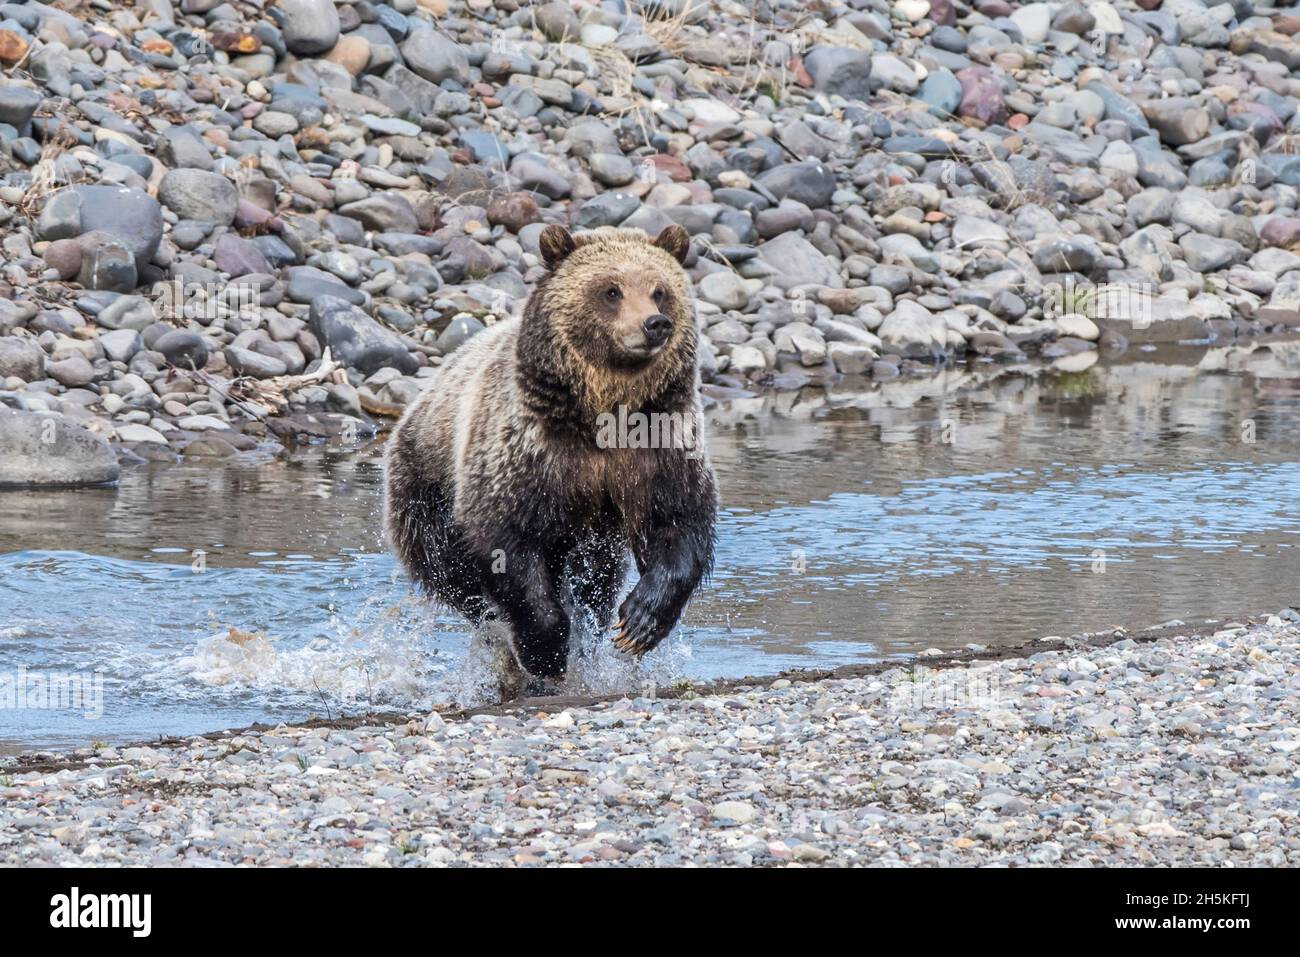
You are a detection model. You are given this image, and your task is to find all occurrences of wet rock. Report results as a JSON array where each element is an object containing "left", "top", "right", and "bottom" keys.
[
  {"left": 309, "top": 296, "right": 418, "bottom": 376},
  {"left": 225, "top": 345, "right": 287, "bottom": 379},
  {"left": 0, "top": 407, "right": 119, "bottom": 488},
  {"left": 510, "top": 154, "right": 572, "bottom": 199},
  {"left": 755, "top": 232, "right": 843, "bottom": 290},
  {"left": 436, "top": 315, "right": 485, "bottom": 354},
  {"left": 99, "top": 329, "right": 142, "bottom": 363},
  {"left": 1258, "top": 281, "right": 1300, "bottom": 326},
  {"left": 0, "top": 30, "right": 29, "bottom": 70},
  {"left": 46, "top": 355, "right": 95, "bottom": 387},
  {"left": 919, "top": 69, "right": 962, "bottom": 116},
  {"left": 1033, "top": 237, "right": 1100, "bottom": 274},
  {"left": 400, "top": 27, "right": 469, "bottom": 84},
  {"left": 154, "top": 329, "right": 210, "bottom": 370},
  {"left": 1087, "top": 82, "right": 1151, "bottom": 137},
  {"left": 574, "top": 192, "right": 640, "bottom": 229},
  {"left": 213, "top": 234, "right": 271, "bottom": 278},
  {"left": 1259, "top": 218, "right": 1300, "bottom": 249},
  {"left": 774, "top": 321, "right": 828, "bottom": 367},
  {"left": 877, "top": 300, "right": 948, "bottom": 359},
  {"left": 158, "top": 170, "right": 239, "bottom": 227},
  {"left": 1010, "top": 4, "right": 1052, "bottom": 44},
  {"left": 36, "top": 186, "right": 163, "bottom": 268},
  {"left": 1141, "top": 98, "right": 1211, "bottom": 146},
  {"left": 0, "top": 83, "right": 41, "bottom": 130},
  {"left": 535, "top": 1, "right": 581, "bottom": 42},
  {"left": 589, "top": 153, "right": 635, "bottom": 187},
  {"left": 157, "top": 125, "right": 214, "bottom": 171},
  {"left": 871, "top": 54, "right": 918, "bottom": 94},
  {"left": 803, "top": 46, "right": 873, "bottom": 102},
  {"left": 1051, "top": 3, "right": 1095, "bottom": 35},
  {"left": 43, "top": 239, "right": 82, "bottom": 280},
  {"left": 699, "top": 272, "right": 749, "bottom": 311},
  {"left": 77, "top": 234, "right": 137, "bottom": 292},
  {"left": 0, "top": 337, "right": 44, "bottom": 382},
  {"left": 182, "top": 435, "right": 240, "bottom": 458},
  {"left": 756, "top": 162, "right": 836, "bottom": 209},
  {"left": 115, "top": 423, "right": 169, "bottom": 445},
  {"left": 338, "top": 192, "right": 419, "bottom": 233},
  {"left": 956, "top": 67, "right": 1006, "bottom": 125},
  {"left": 277, "top": 0, "right": 341, "bottom": 56},
  {"left": 1180, "top": 234, "right": 1248, "bottom": 273}
]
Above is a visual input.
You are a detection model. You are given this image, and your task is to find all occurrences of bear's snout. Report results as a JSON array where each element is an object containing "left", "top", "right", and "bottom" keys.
[{"left": 642, "top": 314, "right": 672, "bottom": 347}]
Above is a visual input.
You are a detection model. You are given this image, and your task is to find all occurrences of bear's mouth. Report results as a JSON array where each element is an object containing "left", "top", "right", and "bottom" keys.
[{"left": 618, "top": 334, "right": 665, "bottom": 363}]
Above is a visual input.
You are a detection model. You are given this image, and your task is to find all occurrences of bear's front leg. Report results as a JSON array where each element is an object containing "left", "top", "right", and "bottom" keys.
[
  {"left": 485, "top": 543, "right": 571, "bottom": 681},
  {"left": 612, "top": 483, "right": 716, "bottom": 657}
]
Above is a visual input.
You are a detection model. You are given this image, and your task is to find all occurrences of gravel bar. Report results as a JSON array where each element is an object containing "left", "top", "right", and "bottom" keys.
[{"left": 2, "top": 614, "right": 1298, "bottom": 867}]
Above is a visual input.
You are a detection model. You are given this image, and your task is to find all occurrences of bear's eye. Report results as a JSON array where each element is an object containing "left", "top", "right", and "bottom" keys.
[
  {"left": 604, "top": 286, "right": 621, "bottom": 302},
  {"left": 653, "top": 287, "right": 666, "bottom": 304}
]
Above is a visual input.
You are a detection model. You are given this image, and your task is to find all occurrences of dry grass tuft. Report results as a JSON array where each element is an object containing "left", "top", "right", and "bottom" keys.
[
  {"left": 17, "top": 125, "right": 78, "bottom": 220},
  {"left": 638, "top": 1, "right": 698, "bottom": 58}
]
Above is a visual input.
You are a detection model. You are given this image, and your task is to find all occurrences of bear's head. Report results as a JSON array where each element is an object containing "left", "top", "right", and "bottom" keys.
[{"left": 533, "top": 225, "right": 695, "bottom": 377}]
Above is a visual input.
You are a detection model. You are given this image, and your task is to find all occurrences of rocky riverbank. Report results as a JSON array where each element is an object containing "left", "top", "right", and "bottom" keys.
[
  {"left": 1, "top": 613, "right": 1296, "bottom": 866},
  {"left": 5, "top": 1, "right": 1300, "bottom": 484}
]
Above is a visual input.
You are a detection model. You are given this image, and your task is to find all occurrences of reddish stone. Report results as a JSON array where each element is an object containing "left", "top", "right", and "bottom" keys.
[
  {"left": 1259, "top": 217, "right": 1300, "bottom": 248},
  {"left": 975, "top": 0, "right": 1013, "bottom": 16},
  {"left": 44, "top": 239, "right": 82, "bottom": 280},
  {"left": 788, "top": 56, "right": 813, "bottom": 89},
  {"left": 0, "top": 29, "right": 29, "bottom": 66},
  {"left": 928, "top": 0, "right": 957, "bottom": 27},
  {"left": 234, "top": 198, "right": 280, "bottom": 231},
  {"left": 1229, "top": 100, "right": 1283, "bottom": 131},
  {"left": 210, "top": 30, "right": 261, "bottom": 53},
  {"left": 487, "top": 192, "right": 541, "bottom": 232},
  {"left": 682, "top": 181, "right": 712, "bottom": 204},
  {"left": 956, "top": 66, "right": 1008, "bottom": 125},
  {"left": 646, "top": 153, "right": 692, "bottom": 182},
  {"left": 1275, "top": 15, "right": 1300, "bottom": 36},
  {"left": 1007, "top": 112, "right": 1029, "bottom": 130}
]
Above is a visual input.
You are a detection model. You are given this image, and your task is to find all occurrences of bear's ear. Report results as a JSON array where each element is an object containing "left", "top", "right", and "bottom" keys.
[
  {"left": 539, "top": 225, "right": 576, "bottom": 269},
  {"left": 654, "top": 224, "right": 691, "bottom": 265}
]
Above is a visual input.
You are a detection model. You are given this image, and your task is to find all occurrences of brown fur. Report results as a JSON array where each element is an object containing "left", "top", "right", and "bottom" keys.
[{"left": 384, "top": 226, "right": 718, "bottom": 683}]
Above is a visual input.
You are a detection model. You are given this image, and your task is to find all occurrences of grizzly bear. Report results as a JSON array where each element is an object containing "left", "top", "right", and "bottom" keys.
[{"left": 384, "top": 224, "right": 718, "bottom": 688}]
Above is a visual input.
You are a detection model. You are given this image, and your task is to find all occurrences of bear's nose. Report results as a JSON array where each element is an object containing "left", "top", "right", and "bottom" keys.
[{"left": 643, "top": 314, "right": 672, "bottom": 346}]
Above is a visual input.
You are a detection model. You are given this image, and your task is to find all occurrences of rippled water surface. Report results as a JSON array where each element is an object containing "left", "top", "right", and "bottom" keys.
[{"left": 4, "top": 340, "right": 1300, "bottom": 753}]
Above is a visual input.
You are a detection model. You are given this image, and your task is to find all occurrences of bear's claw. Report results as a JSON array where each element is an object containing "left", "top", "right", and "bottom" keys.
[{"left": 611, "top": 610, "right": 659, "bottom": 656}]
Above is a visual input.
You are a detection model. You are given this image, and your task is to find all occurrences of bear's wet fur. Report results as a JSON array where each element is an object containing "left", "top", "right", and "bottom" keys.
[{"left": 384, "top": 224, "right": 718, "bottom": 689}]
